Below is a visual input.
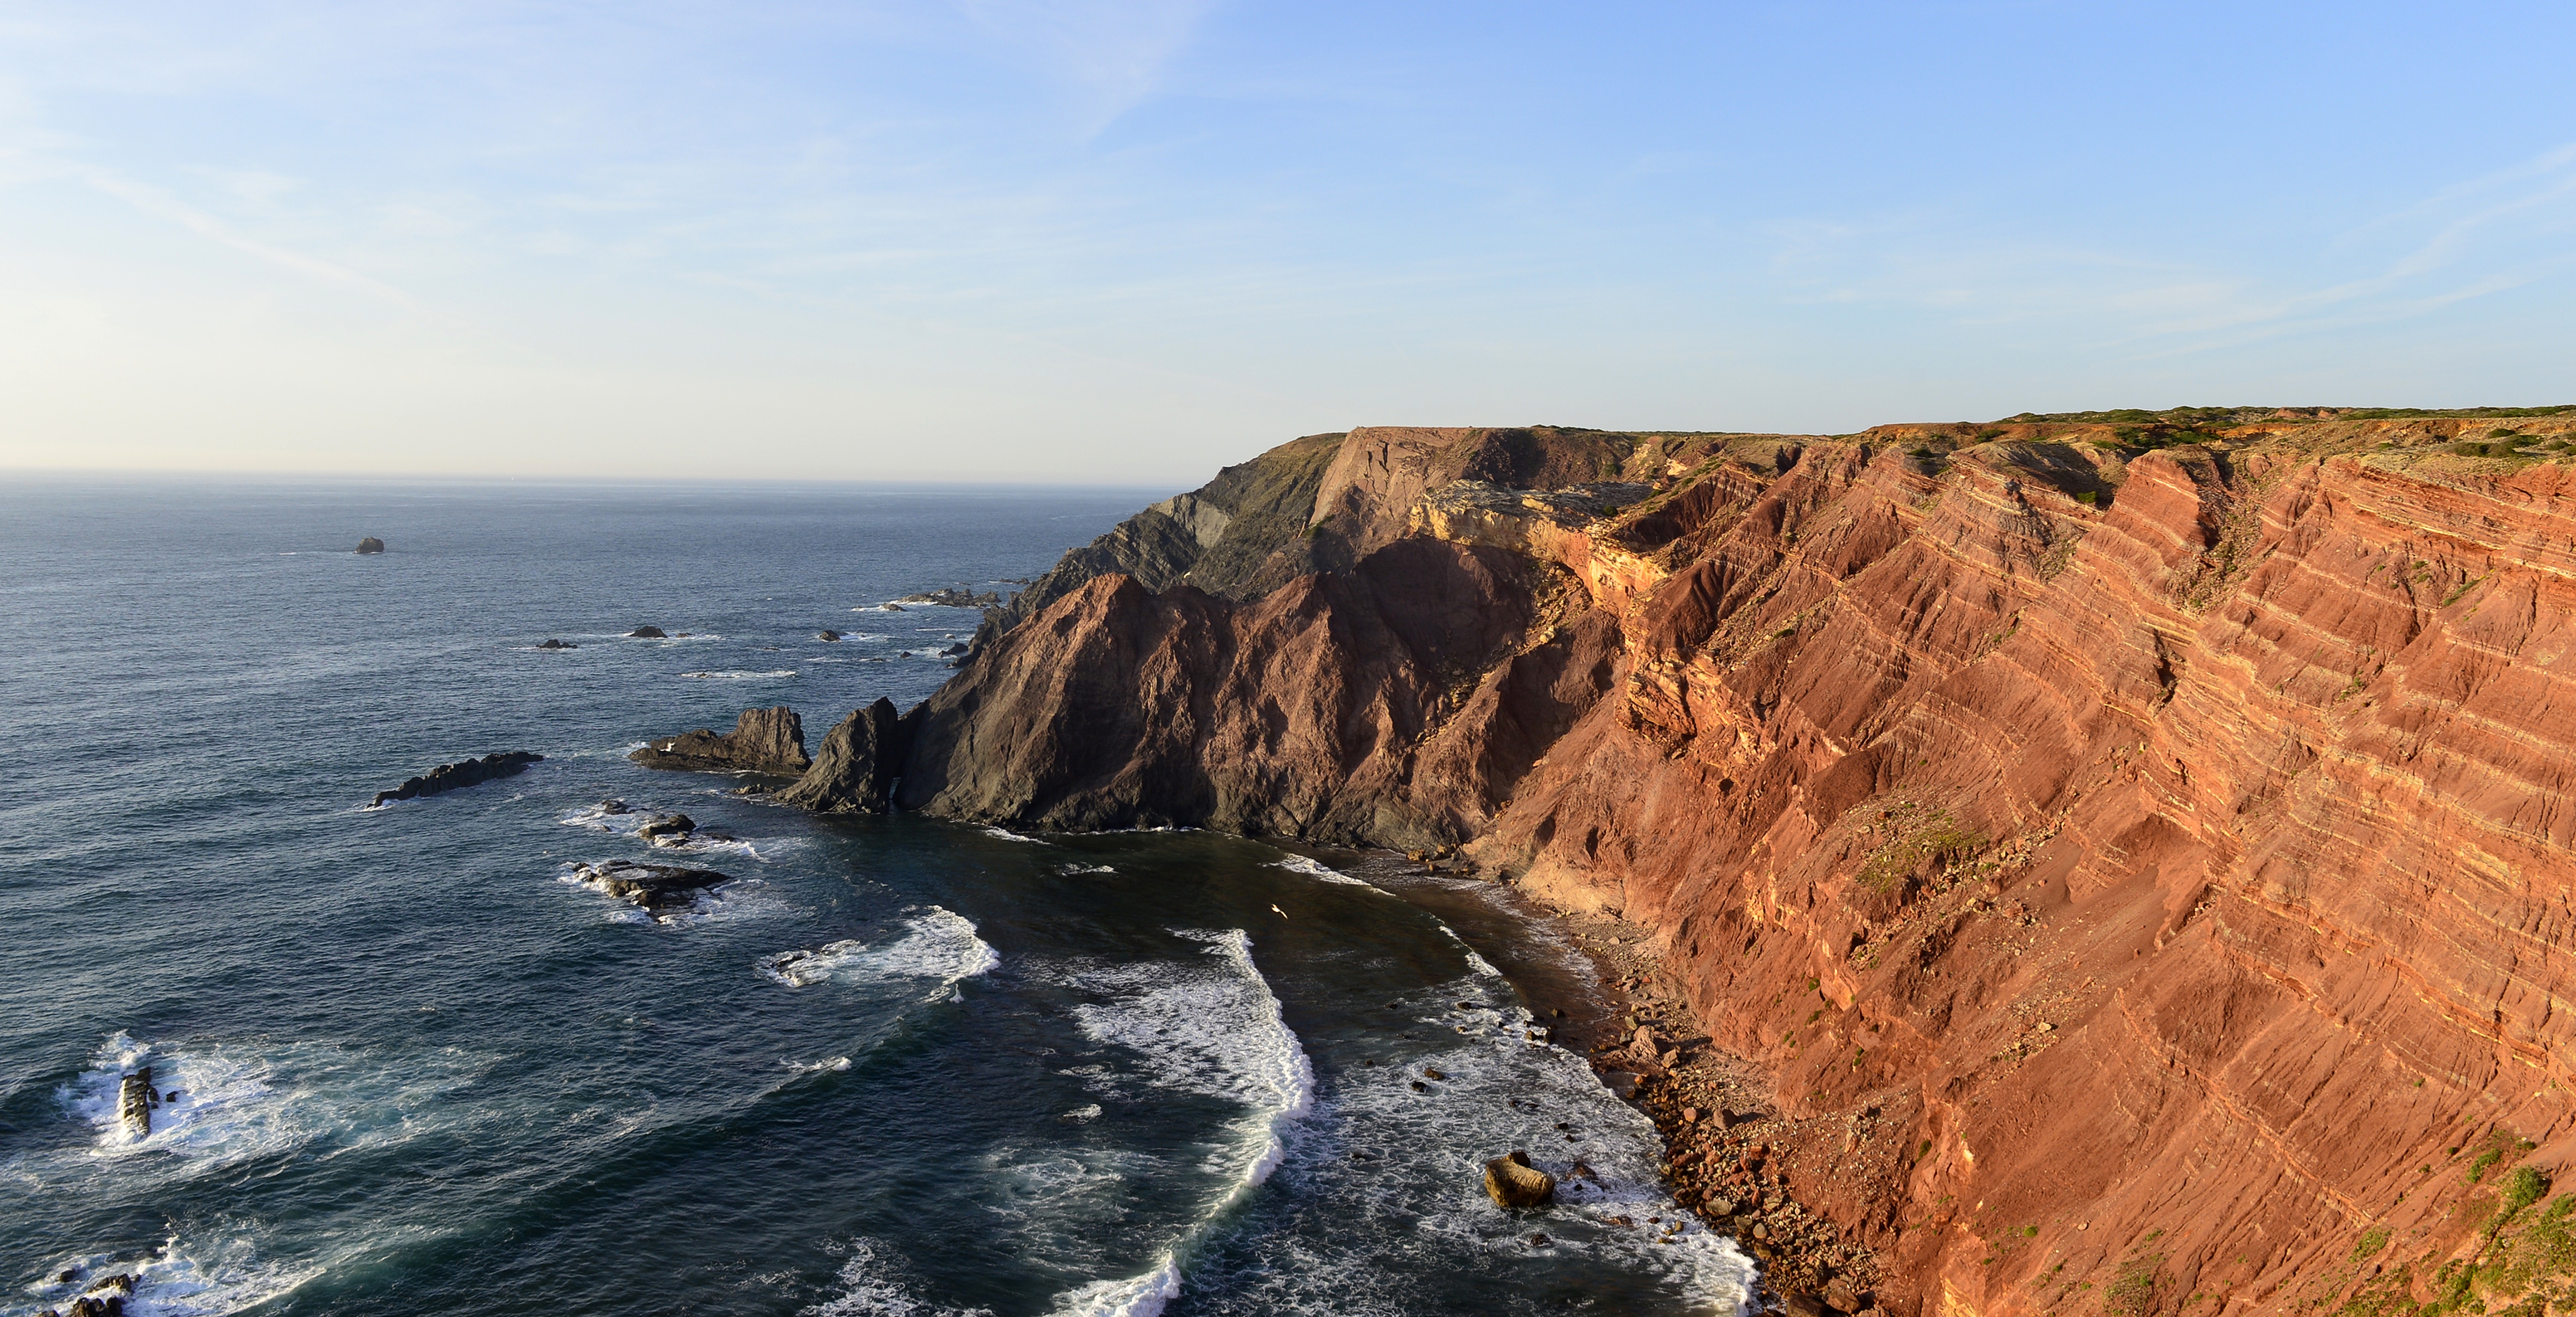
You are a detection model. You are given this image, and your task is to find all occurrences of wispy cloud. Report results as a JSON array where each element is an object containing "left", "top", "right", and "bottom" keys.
[
  {"left": 81, "top": 169, "right": 414, "bottom": 305},
  {"left": 952, "top": 0, "right": 1218, "bottom": 133},
  {"left": 1758, "top": 138, "right": 2576, "bottom": 363}
]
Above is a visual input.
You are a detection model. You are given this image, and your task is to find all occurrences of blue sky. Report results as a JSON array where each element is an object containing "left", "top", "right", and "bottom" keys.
[{"left": 3, "top": 2, "right": 2570, "bottom": 482}]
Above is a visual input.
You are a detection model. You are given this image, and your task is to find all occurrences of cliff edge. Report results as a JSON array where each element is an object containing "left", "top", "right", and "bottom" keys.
[{"left": 904, "top": 411, "right": 2576, "bottom": 1317}]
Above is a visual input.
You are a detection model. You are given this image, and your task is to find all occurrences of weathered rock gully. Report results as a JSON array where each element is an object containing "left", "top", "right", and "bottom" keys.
[{"left": 662, "top": 413, "right": 2576, "bottom": 1317}]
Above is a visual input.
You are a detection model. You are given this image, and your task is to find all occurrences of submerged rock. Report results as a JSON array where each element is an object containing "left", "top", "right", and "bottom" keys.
[
  {"left": 817, "top": 630, "right": 842, "bottom": 641},
  {"left": 777, "top": 697, "right": 905, "bottom": 813},
  {"left": 536, "top": 638, "right": 577, "bottom": 651},
  {"left": 627, "top": 626, "right": 667, "bottom": 638},
  {"left": 370, "top": 751, "right": 542, "bottom": 807},
  {"left": 631, "top": 707, "right": 811, "bottom": 777},
  {"left": 1484, "top": 1149, "right": 1556, "bottom": 1207},
  {"left": 571, "top": 860, "right": 732, "bottom": 915},
  {"left": 354, "top": 537, "right": 385, "bottom": 554}
]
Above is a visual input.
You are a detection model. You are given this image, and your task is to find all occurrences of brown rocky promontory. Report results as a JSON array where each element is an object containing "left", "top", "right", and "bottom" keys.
[
  {"left": 631, "top": 706, "right": 810, "bottom": 777},
  {"left": 873, "top": 409, "right": 2576, "bottom": 1317},
  {"left": 777, "top": 697, "right": 905, "bottom": 813}
]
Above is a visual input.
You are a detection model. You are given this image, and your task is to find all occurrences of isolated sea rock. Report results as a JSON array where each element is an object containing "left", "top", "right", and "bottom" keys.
[
  {"left": 627, "top": 626, "right": 667, "bottom": 638},
  {"left": 117, "top": 1066, "right": 154, "bottom": 1137},
  {"left": 570, "top": 860, "right": 732, "bottom": 915},
  {"left": 817, "top": 630, "right": 842, "bottom": 641},
  {"left": 630, "top": 707, "right": 811, "bottom": 777},
  {"left": 1484, "top": 1149, "right": 1554, "bottom": 1207},
  {"left": 778, "top": 697, "right": 904, "bottom": 813},
  {"left": 370, "top": 751, "right": 542, "bottom": 807},
  {"left": 536, "top": 638, "right": 576, "bottom": 650},
  {"left": 354, "top": 537, "right": 385, "bottom": 554}
]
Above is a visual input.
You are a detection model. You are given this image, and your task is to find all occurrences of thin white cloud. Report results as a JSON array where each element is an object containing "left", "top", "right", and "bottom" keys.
[
  {"left": 953, "top": 0, "right": 1217, "bottom": 132},
  {"left": 81, "top": 169, "right": 414, "bottom": 305}
]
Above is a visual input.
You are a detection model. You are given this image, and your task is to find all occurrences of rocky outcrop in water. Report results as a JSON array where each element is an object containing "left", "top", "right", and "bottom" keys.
[
  {"left": 536, "top": 638, "right": 576, "bottom": 650},
  {"left": 1483, "top": 1149, "right": 1555, "bottom": 1207},
  {"left": 628, "top": 626, "right": 667, "bottom": 638},
  {"left": 354, "top": 537, "right": 384, "bottom": 554},
  {"left": 117, "top": 1067, "right": 154, "bottom": 1137},
  {"left": 570, "top": 860, "right": 733, "bottom": 915},
  {"left": 899, "top": 587, "right": 1003, "bottom": 608},
  {"left": 887, "top": 412, "right": 2576, "bottom": 1317},
  {"left": 631, "top": 707, "right": 810, "bottom": 777},
  {"left": 778, "top": 697, "right": 905, "bottom": 813},
  {"left": 370, "top": 751, "right": 542, "bottom": 807}
]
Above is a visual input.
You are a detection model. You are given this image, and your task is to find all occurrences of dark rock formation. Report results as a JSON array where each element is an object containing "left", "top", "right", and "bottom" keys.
[
  {"left": 817, "top": 630, "right": 842, "bottom": 641},
  {"left": 966, "top": 431, "right": 1353, "bottom": 655},
  {"left": 1484, "top": 1149, "right": 1555, "bottom": 1207},
  {"left": 895, "top": 538, "right": 1614, "bottom": 845},
  {"left": 630, "top": 707, "right": 809, "bottom": 777},
  {"left": 117, "top": 1066, "right": 154, "bottom": 1137},
  {"left": 635, "top": 812, "right": 695, "bottom": 844},
  {"left": 899, "top": 587, "right": 1003, "bottom": 608},
  {"left": 569, "top": 861, "right": 732, "bottom": 915},
  {"left": 354, "top": 537, "right": 384, "bottom": 554},
  {"left": 628, "top": 627, "right": 667, "bottom": 638},
  {"left": 778, "top": 698, "right": 905, "bottom": 813},
  {"left": 536, "top": 638, "right": 576, "bottom": 650},
  {"left": 876, "top": 414, "right": 2576, "bottom": 1317},
  {"left": 370, "top": 751, "right": 542, "bottom": 807}
]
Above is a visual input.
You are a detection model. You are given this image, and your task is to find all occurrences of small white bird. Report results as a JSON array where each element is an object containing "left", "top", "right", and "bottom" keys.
[{"left": 1271, "top": 904, "right": 1288, "bottom": 919}]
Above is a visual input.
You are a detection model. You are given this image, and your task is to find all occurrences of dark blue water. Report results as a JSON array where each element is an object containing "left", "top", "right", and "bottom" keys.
[{"left": 0, "top": 476, "right": 1750, "bottom": 1316}]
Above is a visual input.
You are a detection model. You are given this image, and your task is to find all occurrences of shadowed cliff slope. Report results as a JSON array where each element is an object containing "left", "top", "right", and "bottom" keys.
[{"left": 901, "top": 412, "right": 2576, "bottom": 1317}]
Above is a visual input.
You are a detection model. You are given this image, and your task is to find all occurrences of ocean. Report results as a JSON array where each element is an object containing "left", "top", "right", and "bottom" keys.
[{"left": 0, "top": 475, "right": 1753, "bottom": 1316}]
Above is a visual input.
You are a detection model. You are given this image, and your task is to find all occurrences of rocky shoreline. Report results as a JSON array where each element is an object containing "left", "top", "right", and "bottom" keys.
[
  {"left": 1397, "top": 856, "right": 1880, "bottom": 1316},
  {"left": 1552, "top": 905, "right": 1886, "bottom": 1317}
]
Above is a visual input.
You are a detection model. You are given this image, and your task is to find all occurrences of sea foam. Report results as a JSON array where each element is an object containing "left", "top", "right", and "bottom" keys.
[
  {"left": 26, "top": 1234, "right": 323, "bottom": 1317},
  {"left": 1045, "top": 929, "right": 1315, "bottom": 1315},
  {"left": 757, "top": 907, "right": 998, "bottom": 998}
]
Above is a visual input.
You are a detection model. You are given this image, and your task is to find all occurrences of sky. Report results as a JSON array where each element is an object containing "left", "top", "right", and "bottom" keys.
[{"left": 2, "top": 2, "right": 2571, "bottom": 484}]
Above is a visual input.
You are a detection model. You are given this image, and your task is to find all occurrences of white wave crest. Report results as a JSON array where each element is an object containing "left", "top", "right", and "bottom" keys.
[
  {"left": 1048, "top": 929, "right": 1315, "bottom": 1315},
  {"left": 757, "top": 908, "right": 998, "bottom": 998},
  {"left": 1438, "top": 925, "right": 1505, "bottom": 978},
  {"left": 1046, "top": 1255, "right": 1181, "bottom": 1317},
  {"left": 679, "top": 669, "right": 798, "bottom": 680},
  {"left": 1267, "top": 854, "right": 1378, "bottom": 889}
]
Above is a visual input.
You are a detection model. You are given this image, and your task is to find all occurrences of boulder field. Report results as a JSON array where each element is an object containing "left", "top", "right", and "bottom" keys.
[{"left": 669, "top": 412, "right": 2576, "bottom": 1317}]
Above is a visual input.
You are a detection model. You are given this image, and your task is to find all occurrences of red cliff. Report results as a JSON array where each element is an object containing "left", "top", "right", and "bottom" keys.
[{"left": 902, "top": 413, "right": 2576, "bottom": 1317}]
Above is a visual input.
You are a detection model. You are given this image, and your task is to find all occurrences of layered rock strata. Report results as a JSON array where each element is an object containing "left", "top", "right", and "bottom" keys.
[
  {"left": 631, "top": 707, "right": 809, "bottom": 777},
  {"left": 886, "top": 415, "right": 2576, "bottom": 1317}
]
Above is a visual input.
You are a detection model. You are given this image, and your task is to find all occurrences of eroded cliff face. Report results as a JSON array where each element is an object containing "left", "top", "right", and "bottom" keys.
[{"left": 904, "top": 416, "right": 2576, "bottom": 1317}]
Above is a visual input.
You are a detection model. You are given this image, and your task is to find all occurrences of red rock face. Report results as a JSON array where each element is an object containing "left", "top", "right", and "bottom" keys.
[{"left": 910, "top": 419, "right": 2576, "bottom": 1316}]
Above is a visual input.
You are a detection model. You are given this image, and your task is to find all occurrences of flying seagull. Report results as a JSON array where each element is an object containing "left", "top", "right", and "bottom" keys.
[{"left": 1271, "top": 904, "right": 1288, "bottom": 919}]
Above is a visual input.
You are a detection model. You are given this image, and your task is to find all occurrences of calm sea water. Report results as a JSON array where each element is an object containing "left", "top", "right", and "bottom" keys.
[{"left": 0, "top": 476, "right": 1751, "bottom": 1317}]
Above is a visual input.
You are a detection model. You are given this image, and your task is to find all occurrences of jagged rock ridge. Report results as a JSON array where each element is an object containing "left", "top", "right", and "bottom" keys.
[{"left": 631, "top": 707, "right": 810, "bottom": 777}]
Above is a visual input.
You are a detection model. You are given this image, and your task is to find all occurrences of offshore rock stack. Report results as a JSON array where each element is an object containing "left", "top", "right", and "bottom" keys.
[{"left": 116, "top": 1066, "right": 154, "bottom": 1138}]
